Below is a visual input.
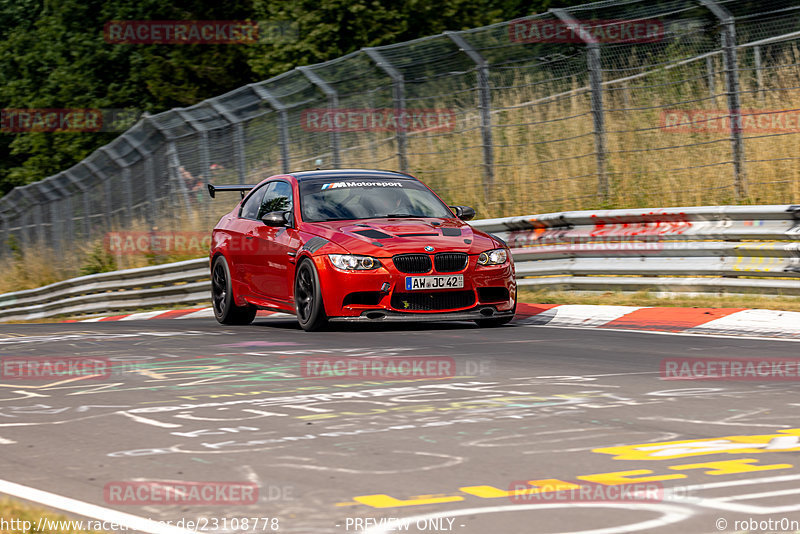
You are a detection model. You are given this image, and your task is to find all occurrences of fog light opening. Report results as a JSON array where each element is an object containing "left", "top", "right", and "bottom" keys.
[
  {"left": 480, "top": 308, "right": 495, "bottom": 317},
  {"left": 366, "top": 311, "right": 386, "bottom": 320}
]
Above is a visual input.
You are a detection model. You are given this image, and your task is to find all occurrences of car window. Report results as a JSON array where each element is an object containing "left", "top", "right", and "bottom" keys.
[
  {"left": 239, "top": 184, "right": 268, "bottom": 220},
  {"left": 258, "top": 180, "right": 293, "bottom": 219},
  {"left": 299, "top": 177, "right": 452, "bottom": 222}
]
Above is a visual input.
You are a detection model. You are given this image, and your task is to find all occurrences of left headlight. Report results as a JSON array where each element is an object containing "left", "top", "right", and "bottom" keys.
[
  {"left": 328, "top": 254, "right": 381, "bottom": 270},
  {"left": 477, "top": 248, "right": 508, "bottom": 266}
]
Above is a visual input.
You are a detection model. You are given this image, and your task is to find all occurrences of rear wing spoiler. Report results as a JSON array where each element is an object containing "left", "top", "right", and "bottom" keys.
[{"left": 207, "top": 184, "right": 256, "bottom": 199}]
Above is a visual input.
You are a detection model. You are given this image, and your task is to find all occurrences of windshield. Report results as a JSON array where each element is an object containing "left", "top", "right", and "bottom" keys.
[{"left": 299, "top": 177, "right": 454, "bottom": 222}]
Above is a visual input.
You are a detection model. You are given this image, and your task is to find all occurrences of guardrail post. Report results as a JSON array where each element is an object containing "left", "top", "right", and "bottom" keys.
[
  {"left": 363, "top": 48, "right": 409, "bottom": 173},
  {"left": 297, "top": 66, "right": 341, "bottom": 168},
  {"left": 249, "top": 84, "right": 291, "bottom": 173},
  {"left": 445, "top": 31, "right": 495, "bottom": 200},
  {"left": 699, "top": 0, "right": 747, "bottom": 200},
  {"left": 551, "top": 9, "right": 609, "bottom": 200}
]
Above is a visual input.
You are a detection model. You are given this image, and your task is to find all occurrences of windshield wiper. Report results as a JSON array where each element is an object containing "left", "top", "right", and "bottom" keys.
[{"left": 385, "top": 213, "right": 420, "bottom": 218}]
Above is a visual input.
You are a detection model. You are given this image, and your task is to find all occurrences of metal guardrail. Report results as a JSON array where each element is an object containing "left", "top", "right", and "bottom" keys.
[{"left": 0, "top": 205, "right": 798, "bottom": 322}]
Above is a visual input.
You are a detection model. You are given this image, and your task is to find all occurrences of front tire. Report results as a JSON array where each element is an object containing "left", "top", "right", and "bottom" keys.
[
  {"left": 211, "top": 255, "right": 257, "bottom": 325},
  {"left": 294, "top": 258, "right": 328, "bottom": 331}
]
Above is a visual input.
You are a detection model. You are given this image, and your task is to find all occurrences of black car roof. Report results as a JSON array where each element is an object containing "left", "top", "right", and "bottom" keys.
[{"left": 289, "top": 169, "right": 418, "bottom": 181}]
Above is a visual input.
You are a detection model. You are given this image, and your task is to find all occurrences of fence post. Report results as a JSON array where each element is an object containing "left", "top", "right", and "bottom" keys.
[
  {"left": 209, "top": 101, "right": 247, "bottom": 183},
  {"left": 17, "top": 189, "right": 45, "bottom": 246},
  {"left": 551, "top": 9, "right": 609, "bottom": 200},
  {"left": 363, "top": 48, "right": 409, "bottom": 173},
  {"left": 699, "top": 0, "right": 747, "bottom": 200},
  {"left": 753, "top": 45, "right": 764, "bottom": 103},
  {"left": 83, "top": 161, "right": 112, "bottom": 231},
  {"left": 100, "top": 146, "right": 133, "bottom": 226},
  {"left": 48, "top": 177, "right": 74, "bottom": 252},
  {"left": 131, "top": 117, "right": 159, "bottom": 225},
  {"left": 297, "top": 66, "right": 341, "bottom": 168},
  {"left": 247, "top": 83, "right": 291, "bottom": 173},
  {"left": 445, "top": 31, "right": 495, "bottom": 200},
  {"left": 707, "top": 55, "right": 716, "bottom": 101},
  {"left": 249, "top": 84, "right": 291, "bottom": 173},
  {"left": 166, "top": 142, "right": 193, "bottom": 217}
]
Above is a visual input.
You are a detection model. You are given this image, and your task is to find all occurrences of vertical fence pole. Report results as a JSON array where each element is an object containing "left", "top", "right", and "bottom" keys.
[
  {"left": 551, "top": 9, "right": 609, "bottom": 200},
  {"left": 166, "top": 142, "right": 193, "bottom": 217},
  {"left": 754, "top": 45, "right": 764, "bottom": 103},
  {"left": 61, "top": 171, "right": 87, "bottom": 240},
  {"left": 144, "top": 157, "right": 157, "bottom": 224},
  {"left": 445, "top": 31, "right": 495, "bottom": 200},
  {"left": 84, "top": 162, "right": 112, "bottom": 232},
  {"left": 249, "top": 84, "right": 291, "bottom": 173},
  {"left": 364, "top": 48, "right": 409, "bottom": 173},
  {"left": 209, "top": 102, "right": 247, "bottom": 183},
  {"left": 700, "top": 0, "right": 746, "bottom": 200},
  {"left": 707, "top": 55, "right": 716, "bottom": 101},
  {"left": 49, "top": 178, "right": 74, "bottom": 252},
  {"left": 297, "top": 66, "right": 341, "bottom": 168}
]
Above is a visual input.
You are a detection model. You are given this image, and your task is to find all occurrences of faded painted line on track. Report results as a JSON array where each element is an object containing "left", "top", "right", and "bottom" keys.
[{"left": 0, "top": 478, "right": 194, "bottom": 534}]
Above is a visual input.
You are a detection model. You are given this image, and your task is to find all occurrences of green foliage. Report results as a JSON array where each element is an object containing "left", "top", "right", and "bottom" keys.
[{"left": 0, "top": 0, "right": 585, "bottom": 196}]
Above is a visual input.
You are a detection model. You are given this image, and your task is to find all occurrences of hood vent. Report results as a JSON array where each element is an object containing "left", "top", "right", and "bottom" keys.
[{"left": 354, "top": 229, "right": 393, "bottom": 239}]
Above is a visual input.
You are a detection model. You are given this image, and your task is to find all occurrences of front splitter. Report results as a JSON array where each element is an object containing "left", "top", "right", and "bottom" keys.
[{"left": 328, "top": 306, "right": 514, "bottom": 322}]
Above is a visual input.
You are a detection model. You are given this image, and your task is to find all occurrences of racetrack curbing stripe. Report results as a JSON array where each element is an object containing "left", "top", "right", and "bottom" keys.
[{"left": 67, "top": 304, "right": 800, "bottom": 339}]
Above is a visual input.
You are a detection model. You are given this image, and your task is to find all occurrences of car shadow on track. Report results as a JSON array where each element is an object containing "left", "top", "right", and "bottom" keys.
[{"left": 250, "top": 318, "right": 487, "bottom": 332}]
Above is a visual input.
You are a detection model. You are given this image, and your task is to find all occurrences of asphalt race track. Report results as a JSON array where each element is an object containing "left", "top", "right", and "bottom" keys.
[{"left": 1, "top": 317, "right": 799, "bottom": 534}]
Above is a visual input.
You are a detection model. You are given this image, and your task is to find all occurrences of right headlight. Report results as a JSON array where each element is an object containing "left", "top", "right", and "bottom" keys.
[
  {"left": 477, "top": 248, "right": 508, "bottom": 266},
  {"left": 328, "top": 254, "right": 381, "bottom": 271}
]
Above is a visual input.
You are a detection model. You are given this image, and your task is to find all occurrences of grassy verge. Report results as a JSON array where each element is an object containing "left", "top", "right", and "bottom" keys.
[
  {"left": 518, "top": 288, "right": 800, "bottom": 312},
  {"left": 0, "top": 498, "right": 107, "bottom": 533}
]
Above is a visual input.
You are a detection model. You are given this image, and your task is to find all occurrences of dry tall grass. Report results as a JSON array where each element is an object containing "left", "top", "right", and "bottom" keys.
[{"left": 4, "top": 45, "right": 800, "bottom": 294}]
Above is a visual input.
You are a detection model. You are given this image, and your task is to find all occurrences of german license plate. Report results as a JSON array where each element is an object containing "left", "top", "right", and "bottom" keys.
[{"left": 405, "top": 275, "right": 464, "bottom": 290}]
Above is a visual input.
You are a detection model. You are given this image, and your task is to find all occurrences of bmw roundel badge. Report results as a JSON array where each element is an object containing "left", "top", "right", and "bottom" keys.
[{"left": 424, "top": 246, "right": 434, "bottom": 252}]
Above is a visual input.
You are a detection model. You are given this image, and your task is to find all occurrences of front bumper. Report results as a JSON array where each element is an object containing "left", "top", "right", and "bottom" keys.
[
  {"left": 328, "top": 305, "right": 515, "bottom": 322},
  {"left": 312, "top": 253, "right": 516, "bottom": 318}
]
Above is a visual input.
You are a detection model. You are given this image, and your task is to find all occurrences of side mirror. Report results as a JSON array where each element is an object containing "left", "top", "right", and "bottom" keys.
[
  {"left": 261, "top": 211, "right": 291, "bottom": 227},
  {"left": 450, "top": 206, "right": 476, "bottom": 221}
]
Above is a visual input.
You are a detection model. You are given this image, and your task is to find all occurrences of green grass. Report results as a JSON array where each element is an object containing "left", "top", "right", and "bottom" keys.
[{"left": 0, "top": 498, "right": 108, "bottom": 534}]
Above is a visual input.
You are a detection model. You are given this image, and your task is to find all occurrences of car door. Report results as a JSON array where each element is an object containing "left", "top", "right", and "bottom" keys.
[
  {"left": 230, "top": 183, "right": 269, "bottom": 295},
  {"left": 246, "top": 180, "right": 300, "bottom": 303}
]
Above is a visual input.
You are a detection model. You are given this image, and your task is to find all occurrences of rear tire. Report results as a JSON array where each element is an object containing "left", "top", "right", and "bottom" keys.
[
  {"left": 294, "top": 258, "right": 328, "bottom": 331},
  {"left": 211, "top": 255, "right": 257, "bottom": 325}
]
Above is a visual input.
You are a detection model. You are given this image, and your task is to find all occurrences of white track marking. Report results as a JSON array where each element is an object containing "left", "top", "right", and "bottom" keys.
[
  {"left": 120, "top": 311, "right": 167, "bottom": 321},
  {"left": 117, "top": 411, "right": 182, "bottom": 428},
  {"left": 361, "top": 503, "right": 693, "bottom": 534},
  {"left": 522, "top": 323, "right": 800, "bottom": 342},
  {"left": 686, "top": 309, "right": 800, "bottom": 337},
  {"left": 544, "top": 305, "right": 644, "bottom": 327},
  {"left": 0, "top": 437, "right": 16, "bottom": 444},
  {"left": 0, "top": 478, "right": 193, "bottom": 534},
  {"left": 174, "top": 308, "right": 215, "bottom": 319}
]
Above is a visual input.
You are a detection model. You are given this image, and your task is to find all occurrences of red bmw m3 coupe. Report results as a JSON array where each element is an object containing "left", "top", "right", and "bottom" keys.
[{"left": 208, "top": 169, "right": 516, "bottom": 331}]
